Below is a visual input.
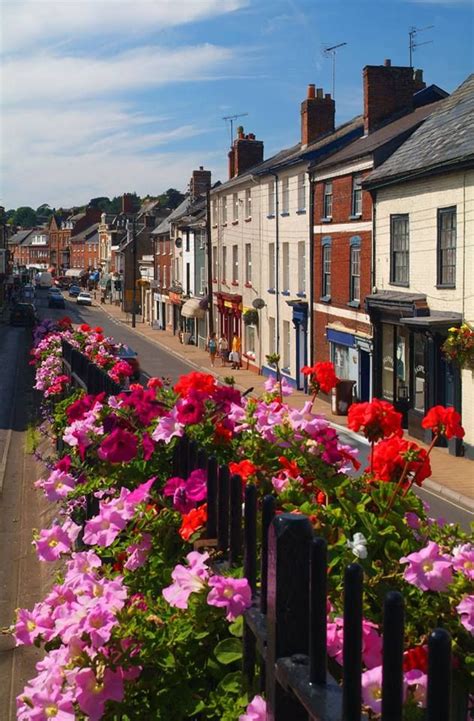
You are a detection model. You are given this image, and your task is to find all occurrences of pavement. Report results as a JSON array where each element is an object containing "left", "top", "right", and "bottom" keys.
[{"left": 95, "top": 300, "right": 474, "bottom": 512}]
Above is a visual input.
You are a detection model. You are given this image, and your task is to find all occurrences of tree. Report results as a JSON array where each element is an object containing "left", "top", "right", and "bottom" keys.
[
  {"left": 36, "top": 204, "right": 54, "bottom": 222},
  {"left": 88, "top": 197, "right": 111, "bottom": 211},
  {"left": 13, "top": 207, "right": 37, "bottom": 227},
  {"left": 158, "top": 188, "right": 185, "bottom": 210}
]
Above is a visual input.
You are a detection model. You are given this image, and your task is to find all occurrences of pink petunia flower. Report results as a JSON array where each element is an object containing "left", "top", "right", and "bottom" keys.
[
  {"left": 239, "top": 694, "right": 267, "bottom": 721},
  {"left": 14, "top": 607, "right": 54, "bottom": 646},
  {"left": 207, "top": 575, "right": 252, "bottom": 621},
  {"left": 452, "top": 544, "right": 474, "bottom": 580},
  {"left": 124, "top": 533, "right": 153, "bottom": 571},
  {"left": 163, "top": 469, "right": 207, "bottom": 513},
  {"left": 34, "top": 521, "right": 81, "bottom": 562},
  {"left": 75, "top": 667, "right": 124, "bottom": 721},
  {"left": 456, "top": 595, "right": 474, "bottom": 635},
  {"left": 405, "top": 669, "right": 428, "bottom": 707},
  {"left": 400, "top": 541, "right": 453, "bottom": 592},
  {"left": 162, "top": 551, "right": 210, "bottom": 609},
  {"left": 151, "top": 407, "right": 184, "bottom": 443},
  {"left": 361, "top": 665, "right": 383, "bottom": 714}
]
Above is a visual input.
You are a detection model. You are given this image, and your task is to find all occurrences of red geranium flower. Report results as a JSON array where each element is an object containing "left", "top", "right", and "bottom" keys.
[
  {"left": 348, "top": 399, "right": 403, "bottom": 442},
  {"left": 147, "top": 377, "right": 163, "bottom": 390},
  {"left": 403, "top": 645, "right": 428, "bottom": 673},
  {"left": 179, "top": 504, "right": 208, "bottom": 541},
  {"left": 229, "top": 460, "right": 258, "bottom": 483},
  {"left": 93, "top": 326, "right": 103, "bottom": 333},
  {"left": 421, "top": 405, "right": 465, "bottom": 440},
  {"left": 79, "top": 323, "right": 91, "bottom": 332},
  {"left": 278, "top": 455, "right": 302, "bottom": 478},
  {"left": 302, "top": 361, "right": 338, "bottom": 395},
  {"left": 174, "top": 371, "right": 216, "bottom": 398},
  {"left": 214, "top": 422, "right": 233, "bottom": 443},
  {"left": 369, "top": 436, "right": 431, "bottom": 486}
]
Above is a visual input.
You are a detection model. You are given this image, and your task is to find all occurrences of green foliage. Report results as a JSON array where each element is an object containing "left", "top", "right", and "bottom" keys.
[{"left": 11, "top": 206, "right": 38, "bottom": 227}]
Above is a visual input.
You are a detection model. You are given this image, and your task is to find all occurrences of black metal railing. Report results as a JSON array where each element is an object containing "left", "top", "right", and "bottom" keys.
[{"left": 61, "top": 339, "right": 122, "bottom": 396}]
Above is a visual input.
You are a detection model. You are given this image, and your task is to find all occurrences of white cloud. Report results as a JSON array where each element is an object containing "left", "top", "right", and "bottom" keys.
[{"left": 1, "top": 0, "right": 249, "bottom": 55}]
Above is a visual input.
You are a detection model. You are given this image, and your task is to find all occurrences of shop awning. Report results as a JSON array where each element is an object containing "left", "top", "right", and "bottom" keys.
[
  {"left": 65, "top": 268, "right": 86, "bottom": 277},
  {"left": 181, "top": 298, "right": 206, "bottom": 319}
]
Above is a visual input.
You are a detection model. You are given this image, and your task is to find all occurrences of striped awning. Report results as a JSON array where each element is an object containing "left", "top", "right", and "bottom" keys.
[{"left": 181, "top": 298, "right": 206, "bottom": 319}]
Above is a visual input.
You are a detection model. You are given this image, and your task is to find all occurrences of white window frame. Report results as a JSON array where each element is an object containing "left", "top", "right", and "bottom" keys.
[
  {"left": 245, "top": 243, "right": 252, "bottom": 284},
  {"left": 233, "top": 193, "right": 239, "bottom": 223},
  {"left": 282, "top": 242, "right": 290, "bottom": 292},
  {"left": 232, "top": 244, "right": 238, "bottom": 282},
  {"left": 245, "top": 188, "right": 252, "bottom": 219},
  {"left": 298, "top": 241, "right": 306, "bottom": 294},
  {"left": 269, "top": 242, "right": 275, "bottom": 289},
  {"left": 268, "top": 181, "right": 275, "bottom": 217},
  {"left": 281, "top": 176, "right": 289, "bottom": 214}
]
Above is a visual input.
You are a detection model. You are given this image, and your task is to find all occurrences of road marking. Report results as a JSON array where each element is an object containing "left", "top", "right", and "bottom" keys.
[{"left": 416, "top": 485, "right": 474, "bottom": 516}]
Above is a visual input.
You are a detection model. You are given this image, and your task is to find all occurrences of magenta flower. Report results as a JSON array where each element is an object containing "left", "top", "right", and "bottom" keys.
[
  {"left": 127, "top": 477, "right": 156, "bottom": 506},
  {"left": 452, "top": 544, "right": 474, "bottom": 580},
  {"left": 456, "top": 595, "right": 474, "bottom": 634},
  {"left": 162, "top": 551, "right": 210, "bottom": 609},
  {"left": 124, "top": 533, "right": 152, "bottom": 571},
  {"left": 97, "top": 427, "right": 138, "bottom": 463},
  {"left": 207, "top": 575, "right": 252, "bottom": 621},
  {"left": 362, "top": 619, "right": 383, "bottom": 669},
  {"left": 80, "top": 603, "right": 119, "bottom": 648},
  {"left": 400, "top": 541, "right": 453, "bottom": 592},
  {"left": 239, "top": 694, "right": 267, "bottom": 721},
  {"left": 34, "top": 521, "right": 80, "bottom": 562},
  {"left": 327, "top": 618, "right": 344, "bottom": 664},
  {"left": 142, "top": 432, "right": 155, "bottom": 460},
  {"left": 163, "top": 469, "right": 207, "bottom": 513},
  {"left": 361, "top": 665, "right": 384, "bottom": 714},
  {"left": 405, "top": 669, "right": 427, "bottom": 707},
  {"left": 75, "top": 667, "right": 124, "bottom": 721},
  {"left": 176, "top": 396, "right": 205, "bottom": 425}
]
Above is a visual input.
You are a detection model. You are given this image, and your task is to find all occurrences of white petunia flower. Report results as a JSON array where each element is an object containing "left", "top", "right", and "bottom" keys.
[{"left": 347, "top": 532, "right": 368, "bottom": 559}]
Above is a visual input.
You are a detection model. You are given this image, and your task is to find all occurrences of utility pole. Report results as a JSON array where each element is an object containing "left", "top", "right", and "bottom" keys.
[
  {"left": 206, "top": 188, "right": 214, "bottom": 338},
  {"left": 222, "top": 112, "right": 248, "bottom": 146},
  {"left": 409, "top": 25, "right": 434, "bottom": 66},
  {"left": 131, "top": 216, "right": 137, "bottom": 328},
  {"left": 322, "top": 42, "right": 347, "bottom": 100}
]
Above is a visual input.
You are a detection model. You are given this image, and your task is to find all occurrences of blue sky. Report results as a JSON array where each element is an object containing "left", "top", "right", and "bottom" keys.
[{"left": 1, "top": 0, "right": 473, "bottom": 209}]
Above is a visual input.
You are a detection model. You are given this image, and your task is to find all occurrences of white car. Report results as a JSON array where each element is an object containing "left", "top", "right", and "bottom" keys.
[{"left": 77, "top": 292, "right": 92, "bottom": 306}]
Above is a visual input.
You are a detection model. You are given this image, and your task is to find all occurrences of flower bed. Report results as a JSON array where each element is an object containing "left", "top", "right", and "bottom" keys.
[{"left": 14, "top": 318, "right": 473, "bottom": 720}]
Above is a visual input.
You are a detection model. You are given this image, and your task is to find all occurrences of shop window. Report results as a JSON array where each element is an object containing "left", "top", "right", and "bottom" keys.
[
  {"left": 382, "top": 324, "right": 395, "bottom": 402},
  {"left": 413, "top": 333, "right": 426, "bottom": 413},
  {"left": 390, "top": 214, "right": 409, "bottom": 286},
  {"left": 332, "top": 343, "right": 349, "bottom": 379},
  {"left": 245, "top": 324, "right": 256, "bottom": 358},
  {"left": 381, "top": 324, "right": 410, "bottom": 403},
  {"left": 437, "top": 207, "right": 456, "bottom": 287}
]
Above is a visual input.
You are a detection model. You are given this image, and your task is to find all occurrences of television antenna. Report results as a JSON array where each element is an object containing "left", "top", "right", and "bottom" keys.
[
  {"left": 409, "top": 25, "right": 434, "bottom": 66},
  {"left": 322, "top": 42, "right": 347, "bottom": 99},
  {"left": 222, "top": 113, "right": 249, "bottom": 146}
]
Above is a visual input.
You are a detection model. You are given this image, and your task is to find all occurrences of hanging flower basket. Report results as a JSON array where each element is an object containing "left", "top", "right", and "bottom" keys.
[
  {"left": 442, "top": 323, "right": 474, "bottom": 370},
  {"left": 243, "top": 309, "right": 258, "bottom": 326}
]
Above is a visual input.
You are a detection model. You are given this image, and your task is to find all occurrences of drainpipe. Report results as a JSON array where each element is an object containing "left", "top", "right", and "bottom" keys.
[
  {"left": 370, "top": 189, "right": 377, "bottom": 292},
  {"left": 206, "top": 188, "right": 214, "bottom": 338},
  {"left": 308, "top": 171, "right": 315, "bottom": 368},
  {"left": 269, "top": 172, "right": 280, "bottom": 356}
]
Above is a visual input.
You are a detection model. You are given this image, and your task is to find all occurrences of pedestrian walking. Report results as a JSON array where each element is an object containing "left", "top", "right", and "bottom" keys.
[
  {"left": 207, "top": 332, "right": 218, "bottom": 367},
  {"left": 230, "top": 333, "right": 241, "bottom": 370},
  {"left": 218, "top": 334, "right": 229, "bottom": 366}
]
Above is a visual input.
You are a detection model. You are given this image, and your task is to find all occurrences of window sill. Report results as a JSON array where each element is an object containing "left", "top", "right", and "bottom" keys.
[
  {"left": 268, "top": 288, "right": 276, "bottom": 294},
  {"left": 347, "top": 300, "right": 360, "bottom": 309},
  {"left": 348, "top": 214, "right": 362, "bottom": 221},
  {"left": 320, "top": 217, "right": 332, "bottom": 223},
  {"left": 231, "top": 220, "right": 239, "bottom": 226},
  {"left": 267, "top": 214, "right": 275, "bottom": 220},
  {"left": 436, "top": 284, "right": 456, "bottom": 290},
  {"left": 320, "top": 295, "right": 331, "bottom": 303},
  {"left": 389, "top": 281, "right": 409, "bottom": 288},
  {"left": 212, "top": 278, "right": 217, "bottom": 283},
  {"left": 296, "top": 291, "right": 307, "bottom": 298},
  {"left": 281, "top": 367, "right": 290, "bottom": 374},
  {"left": 244, "top": 282, "right": 253, "bottom": 288},
  {"left": 231, "top": 281, "right": 239, "bottom": 286},
  {"left": 222, "top": 223, "right": 228, "bottom": 228},
  {"left": 280, "top": 211, "right": 290, "bottom": 217},
  {"left": 244, "top": 217, "right": 252, "bottom": 223},
  {"left": 212, "top": 224, "right": 218, "bottom": 229},
  {"left": 281, "top": 290, "right": 290, "bottom": 296},
  {"left": 296, "top": 209, "right": 306, "bottom": 215}
]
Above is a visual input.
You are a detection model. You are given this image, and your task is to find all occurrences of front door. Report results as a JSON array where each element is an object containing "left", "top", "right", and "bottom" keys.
[{"left": 359, "top": 350, "right": 370, "bottom": 402}]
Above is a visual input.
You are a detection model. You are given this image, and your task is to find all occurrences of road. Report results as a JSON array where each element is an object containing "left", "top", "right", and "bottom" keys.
[{"left": 34, "top": 288, "right": 474, "bottom": 531}]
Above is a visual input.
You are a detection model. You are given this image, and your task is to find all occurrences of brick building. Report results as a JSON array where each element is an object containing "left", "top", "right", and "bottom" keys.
[
  {"left": 310, "top": 60, "right": 447, "bottom": 402},
  {"left": 49, "top": 208, "right": 101, "bottom": 273}
]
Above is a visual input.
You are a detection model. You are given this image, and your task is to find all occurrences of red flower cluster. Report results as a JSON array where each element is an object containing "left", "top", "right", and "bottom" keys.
[
  {"left": 119, "top": 387, "right": 163, "bottom": 426},
  {"left": 79, "top": 323, "right": 91, "bottom": 333},
  {"left": 229, "top": 460, "right": 258, "bottom": 483},
  {"left": 147, "top": 377, "right": 163, "bottom": 390},
  {"left": 403, "top": 645, "right": 428, "bottom": 673},
  {"left": 57, "top": 316, "right": 73, "bottom": 330},
  {"left": 97, "top": 428, "right": 138, "bottom": 464},
  {"left": 179, "top": 504, "right": 207, "bottom": 541},
  {"left": 176, "top": 397, "right": 205, "bottom": 425},
  {"left": 174, "top": 371, "right": 216, "bottom": 399},
  {"left": 214, "top": 422, "right": 233, "bottom": 444},
  {"left": 348, "top": 399, "right": 403, "bottom": 443},
  {"left": 421, "top": 405, "right": 465, "bottom": 440},
  {"left": 301, "top": 361, "right": 338, "bottom": 395},
  {"left": 108, "top": 360, "right": 133, "bottom": 383},
  {"left": 369, "top": 436, "right": 431, "bottom": 486},
  {"left": 66, "top": 392, "right": 105, "bottom": 423}
]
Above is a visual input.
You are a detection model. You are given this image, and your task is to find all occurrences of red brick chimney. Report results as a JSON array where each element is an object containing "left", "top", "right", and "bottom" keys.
[
  {"left": 190, "top": 166, "right": 211, "bottom": 199},
  {"left": 228, "top": 128, "right": 264, "bottom": 179},
  {"left": 363, "top": 60, "right": 417, "bottom": 134},
  {"left": 122, "top": 193, "right": 135, "bottom": 214},
  {"left": 413, "top": 68, "right": 426, "bottom": 93},
  {"left": 301, "top": 84, "right": 335, "bottom": 147}
]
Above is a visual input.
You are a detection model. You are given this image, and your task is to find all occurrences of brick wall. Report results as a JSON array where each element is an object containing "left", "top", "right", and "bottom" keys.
[
  {"left": 313, "top": 229, "right": 372, "bottom": 304},
  {"left": 314, "top": 172, "right": 372, "bottom": 223}
]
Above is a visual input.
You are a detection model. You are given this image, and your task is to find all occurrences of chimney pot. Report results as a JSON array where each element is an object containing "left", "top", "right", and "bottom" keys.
[
  {"left": 325, "top": 93, "right": 331, "bottom": 100},
  {"left": 307, "top": 84, "right": 316, "bottom": 99},
  {"left": 301, "top": 84, "right": 335, "bottom": 146},
  {"left": 384, "top": 58, "right": 391, "bottom": 67},
  {"left": 231, "top": 132, "right": 264, "bottom": 177},
  {"left": 316, "top": 87, "right": 323, "bottom": 99}
]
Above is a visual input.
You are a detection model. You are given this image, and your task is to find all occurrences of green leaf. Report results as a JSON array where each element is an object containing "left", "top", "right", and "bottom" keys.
[
  {"left": 218, "top": 671, "right": 243, "bottom": 693},
  {"left": 228, "top": 615, "right": 244, "bottom": 638},
  {"left": 214, "top": 638, "right": 243, "bottom": 665}
]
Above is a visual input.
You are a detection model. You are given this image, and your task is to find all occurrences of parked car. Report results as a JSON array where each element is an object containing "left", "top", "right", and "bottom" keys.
[
  {"left": 68, "top": 285, "right": 82, "bottom": 297},
  {"left": 48, "top": 287, "right": 62, "bottom": 296},
  {"left": 48, "top": 294, "right": 66, "bottom": 309},
  {"left": 38, "top": 272, "right": 53, "bottom": 288},
  {"left": 116, "top": 345, "right": 141, "bottom": 381},
  {"left": 10, "top": 302, "right": 37, "bottom": 326},
  {"left": 22, "top": 284, "right": 36, "bottom": 302},
  {"left": 77, "top": 292, "right": 92, "bottom": 306}
]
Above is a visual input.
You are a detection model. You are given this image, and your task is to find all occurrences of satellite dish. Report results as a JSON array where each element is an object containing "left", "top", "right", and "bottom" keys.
[
  {"left": 175, "top": 237, "right": 182, "bottom": 248},
  {"left": 252, "top": 298, "right": 265, "bottom": 310}
]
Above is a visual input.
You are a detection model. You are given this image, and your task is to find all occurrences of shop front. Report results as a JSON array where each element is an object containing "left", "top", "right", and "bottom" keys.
[
  {"left": 288, "top": 301, "right": 309, "bottom": 390},
  {"left": 181, "top": 298, "right": 207, "bottom": 348},
  {"left": 169, "top": 291, "right": 183, "bottom": 336},
  {"left": 366, "top": 291, "right": 463, "bottom": 455},
  {"left": 215, "top": 292, "right": 242, "bottom": 346},
  {"left": 326, "top": 326, "right": 372, "bottom": 402}
]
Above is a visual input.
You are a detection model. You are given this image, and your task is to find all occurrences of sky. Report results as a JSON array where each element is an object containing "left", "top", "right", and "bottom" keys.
[{"left": 1, "top": 0, "right": 473, "bottom": 210}]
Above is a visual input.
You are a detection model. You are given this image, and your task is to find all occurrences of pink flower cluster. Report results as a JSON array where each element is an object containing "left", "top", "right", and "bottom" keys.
[
  {"left": 400, "top": 541, "right": 474, "bottom": 592},
  {"left": 162, "top": 550, "right": 252, "bottom": 622},
  {"left": 163, "top": 469, "right": 207, "bottom": 513}
]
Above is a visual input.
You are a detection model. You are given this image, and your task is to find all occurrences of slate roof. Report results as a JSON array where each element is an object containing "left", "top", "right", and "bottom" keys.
[
  {"left": 70, "top": 223, "right": 100, "bottom": 243},
  {"left": 152, "top": 197, "right": 191, "bottom": 236},
  {"left": 8, "top": 229, "right": 35, "bottom": 245},
  {"left": 312, "top": 93, "right": 446, "bottom": 173},
  {"left": 364, "top": 74, "right": 474, "bottom": 187},
  {"left": 21, "top": 231, "right": 49, "bottom": 247},
  {"left": 210, "top": 115, "right": 364, "bottom": 194}
]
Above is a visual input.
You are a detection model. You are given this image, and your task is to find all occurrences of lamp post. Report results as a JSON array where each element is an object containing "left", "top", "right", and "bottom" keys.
[{"left": 132, "top": 217, "right": 137, "bottom": 328}]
